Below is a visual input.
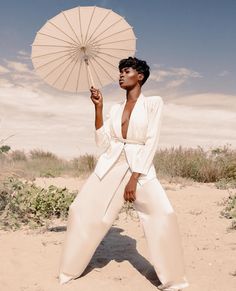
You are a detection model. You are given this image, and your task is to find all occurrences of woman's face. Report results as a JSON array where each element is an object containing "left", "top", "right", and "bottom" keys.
[{"left": 119, "top": 67, "right": 144, "bottom": 90}]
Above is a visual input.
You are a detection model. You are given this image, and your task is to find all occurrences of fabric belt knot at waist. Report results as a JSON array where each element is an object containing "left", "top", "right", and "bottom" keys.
[{"left": 112, "top": 136, "right": 145, "bottom": 145}]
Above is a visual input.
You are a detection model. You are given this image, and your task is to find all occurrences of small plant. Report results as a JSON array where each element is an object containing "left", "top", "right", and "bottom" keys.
[
  {"left": 0, "top": 145, "right": 11, "bottom": 153},
  {"left": 120, "top": 201, "right": 138, "bottom": 221},
  {"left": 220, "top": 189, "right": 236, "bottom": 230},
  {"left": 215, "top": 178, "right": 236, "bottom": 190},
  {"left": 0, "top": 177, "right": 77, "bottom": 230}
]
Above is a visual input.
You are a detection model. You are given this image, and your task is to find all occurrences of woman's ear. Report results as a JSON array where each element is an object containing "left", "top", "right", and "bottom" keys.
[
  {"left": 138, "top": 73, "right": 144, "bottom": 81},
  {"left": 138, "top": 73, "right": 144, "bottom": 85}
]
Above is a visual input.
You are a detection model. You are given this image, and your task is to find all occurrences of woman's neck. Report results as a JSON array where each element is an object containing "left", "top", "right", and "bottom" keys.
[{"left": 125, "top": 85, "right": 141, "bottom": 102}]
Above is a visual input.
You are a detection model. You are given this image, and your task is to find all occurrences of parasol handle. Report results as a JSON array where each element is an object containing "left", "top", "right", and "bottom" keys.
[{"left": 85, "top": 59, "right": 94, "bottom": 88}]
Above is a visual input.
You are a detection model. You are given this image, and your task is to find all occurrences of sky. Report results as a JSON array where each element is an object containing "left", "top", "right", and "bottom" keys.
[{"left": 0, "top": 0, "right": 235, "bottom": 158}]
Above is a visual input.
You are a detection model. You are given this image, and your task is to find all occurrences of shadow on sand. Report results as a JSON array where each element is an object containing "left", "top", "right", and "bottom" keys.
[{"left": 79, "top": 226, "right": 162, "bottom": 287}]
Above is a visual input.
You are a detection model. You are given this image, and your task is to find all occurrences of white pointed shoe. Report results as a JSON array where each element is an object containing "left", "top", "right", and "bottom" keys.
[
  {"left": 157, "top": 283, "right": 182, "bottom": 290},
  {"left": 158, "top": 289, "right": 182, "bottom": 291},
  {"left": 59, "top": 273, "right": 74, "bottom": 285}
]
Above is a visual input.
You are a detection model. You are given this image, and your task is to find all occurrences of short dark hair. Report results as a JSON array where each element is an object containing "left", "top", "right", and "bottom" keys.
[{"left": 118, "top": 57, "right": 150, "bottom": 85}]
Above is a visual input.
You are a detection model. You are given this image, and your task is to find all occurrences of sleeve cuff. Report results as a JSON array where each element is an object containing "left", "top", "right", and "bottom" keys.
[
  {"left": 95, "top": 125, "right": 105, "bottom": 134},
  {"left": 131, "top": 166, "right": 149, "bottom": 176}
]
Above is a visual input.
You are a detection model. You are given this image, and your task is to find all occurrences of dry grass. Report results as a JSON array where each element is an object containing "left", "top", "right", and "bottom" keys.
[
  {"left": 0, "top": 144, "right": 235, "bottom": 188},
  {"left": 154, "top": 144, "right": 236, "bottom": 187},
  {"left": 0, "top": 149, "right": 97, "bottom": 181},
  {"left": 1, "top": 144, "right": 235, "bottom": 230}
]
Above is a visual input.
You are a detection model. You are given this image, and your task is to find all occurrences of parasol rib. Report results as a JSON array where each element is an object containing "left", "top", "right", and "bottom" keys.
[
  {"left": 34, "top": 48, "right": 78, "bottom": 70},
  {"left": 52, "top": 52, "right": 78, "bottom": 86},
  {"left": 92, "top": 27, "right": 132, "bottom": 44},
  {"left": 32, "top": 44, "right": 73, "bottom": 48},
  {"left": 83, "top": 6, "right": 96, "bottom": 45},
  {"left": 91, "top": 27, "right": 133, "bottom": 45},
  {"left": 78, "top": 7, "right": 84, "bottom": 44},
  {"left": 31, "top": 48, "right": 78, "bottom": 59},
  {"left": 100, "top": 47, "right": 135, "bottom": 52},
  {"left": 92, "top": 57, "right": 116, "bottom": 81},
  {"left": 85, "top": 9, "right": 112, "bottom": 44},
  {"left": 62, "top": 52, "right": 81, "bottom": 90},
  {"left": 37, "top": 32, "right": 77, "bottom": 47},
  {"left": 98, "top": 38, "right": 136, "bottom": 46},
  {"left": 96, "top": 55, "right": 118, "bottom": 69},
  {"left": 48, "top": 21, "right": 79, "bottom": 46},
  {"left": 89, "top": 17, "right": 123, "bottom": 44},
  {"left": 39, "top": 50, "right": 78, "bottom": 80},
  {"left": 96, "top": 51, "right": 122, "bottom": 60},
  {"left": 62, "top": 11, "right": 81, "bottom": 45}
]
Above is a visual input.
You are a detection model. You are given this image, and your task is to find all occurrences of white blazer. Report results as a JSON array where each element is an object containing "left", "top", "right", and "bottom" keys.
[{"left": 93, "top": 93, "right": 164, "bottom": 180}]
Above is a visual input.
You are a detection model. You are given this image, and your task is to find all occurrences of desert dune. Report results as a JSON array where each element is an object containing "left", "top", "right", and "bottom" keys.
[{"left": 0, "top": 177, "right": 235, "bottom": 291}]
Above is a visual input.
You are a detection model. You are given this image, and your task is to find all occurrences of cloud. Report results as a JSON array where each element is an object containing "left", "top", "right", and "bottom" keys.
[
  {"left": 149, "top": 65, "right": 202, "bottom": 88},
  {"left": 166, "top": 79, "right": 186, "bottom": 88},
  {"left": 18, "top": 50, "right": 28, "bottom": 56},
  {"left": 0, "top": 55, "right": 235, "bottom": 158},
  {"left": 0, "top": 78, "right": 14, "bottom": 88},
  {"left": 0, "top": 54, "right": 43, "bottom": 90},
  {"left": 218, "top": 70, "right": 229, "bottom": 77},
  {"left": 0, "top": 65, "right": 10, "bottom": 74},
  {"left": 161, "top": 95, "right": 236, "bottom": 150},
  {"left": 17, "top": 50, "right": 31, "bottom": 60},
  {"left": 169, "top": 92, "right": 236, "bottom": 112},
  {"left": 5, "top": 60, "right": 30, "bottom": 73},
  {"left": 0, "top": 54, "right": 119, "bottom": 158}
]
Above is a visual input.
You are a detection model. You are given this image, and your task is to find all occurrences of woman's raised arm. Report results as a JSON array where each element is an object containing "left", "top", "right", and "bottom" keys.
[{"left": 90, "top": 87, "right": 112, "bottom": 150}]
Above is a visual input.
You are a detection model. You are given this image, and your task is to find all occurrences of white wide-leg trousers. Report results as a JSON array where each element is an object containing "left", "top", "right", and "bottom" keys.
[{"left": 59, "top": 150, "right": 189, "bottom": 290}]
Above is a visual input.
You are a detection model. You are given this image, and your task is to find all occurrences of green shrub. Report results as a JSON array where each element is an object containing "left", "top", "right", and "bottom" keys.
[
  {"left": 220, "top": 190, "right": 236, "bottom": 230},
  {"left": 0, "top": 177, "right": 77, "bottom": 230},
  {"left": 215, "top": 178, "right": 236, "bottom": 190},
  {"left": 0, "top": 145, "right": 11, "bottom": 153}
]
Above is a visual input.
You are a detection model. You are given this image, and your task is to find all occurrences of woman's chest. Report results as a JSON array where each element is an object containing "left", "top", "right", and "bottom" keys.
[{"left": 110, "top": 101, "right": 149, "bottom": 141}]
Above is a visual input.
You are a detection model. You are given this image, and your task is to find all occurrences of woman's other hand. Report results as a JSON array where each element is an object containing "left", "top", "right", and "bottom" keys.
[
  {"left": 124, "top": 177, "right": 138, "bottom": 202},
  {"left": 90, "top": 86, "right": 103, "bottom": 108}
]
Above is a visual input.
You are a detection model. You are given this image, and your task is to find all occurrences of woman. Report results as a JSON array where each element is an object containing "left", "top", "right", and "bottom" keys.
[{"left": 58, "top": 57, "right": 189, "bottom": 291}]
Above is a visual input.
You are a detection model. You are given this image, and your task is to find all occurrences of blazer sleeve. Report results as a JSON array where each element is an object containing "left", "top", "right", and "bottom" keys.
[
  {"left": 94, "top": 106, "right": 114, "bottom": 151},
  {"left": 132, "top": 96, "right": 164, "bottom": 175}
]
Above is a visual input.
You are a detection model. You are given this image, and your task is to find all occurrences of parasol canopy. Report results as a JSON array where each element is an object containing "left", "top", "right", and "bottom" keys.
[{"left": 31, "top": 6, "right": 136, "bottom": 92}]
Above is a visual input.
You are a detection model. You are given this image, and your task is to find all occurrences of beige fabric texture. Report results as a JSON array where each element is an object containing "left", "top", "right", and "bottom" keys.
[{"left": 59, "top": 149, "right": 189, "bottom": 290}]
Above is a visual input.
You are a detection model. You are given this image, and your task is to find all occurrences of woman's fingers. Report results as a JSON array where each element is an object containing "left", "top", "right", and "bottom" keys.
[
  {"left": 90, "top": 88, "right": 101, "bottom": 100},
  {"left": 124, "top": 190, "right": 135, "bottom": 202},
  {"left": 90, "top": 87, "right": 100, "bottom": 103},
  {"left": 129, "top": 191, "right": 136, "bottom": 202},
  {"left": 90, "top": 87, "right": 97, "bottom": 94},
  {"left": 90, "top": 86, "right": 99, "bottom": 92}
]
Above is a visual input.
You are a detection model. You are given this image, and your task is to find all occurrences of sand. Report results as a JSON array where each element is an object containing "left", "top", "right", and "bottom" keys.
[{"left": 0, "top": 177, "right": 235, "bottom": 291}]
